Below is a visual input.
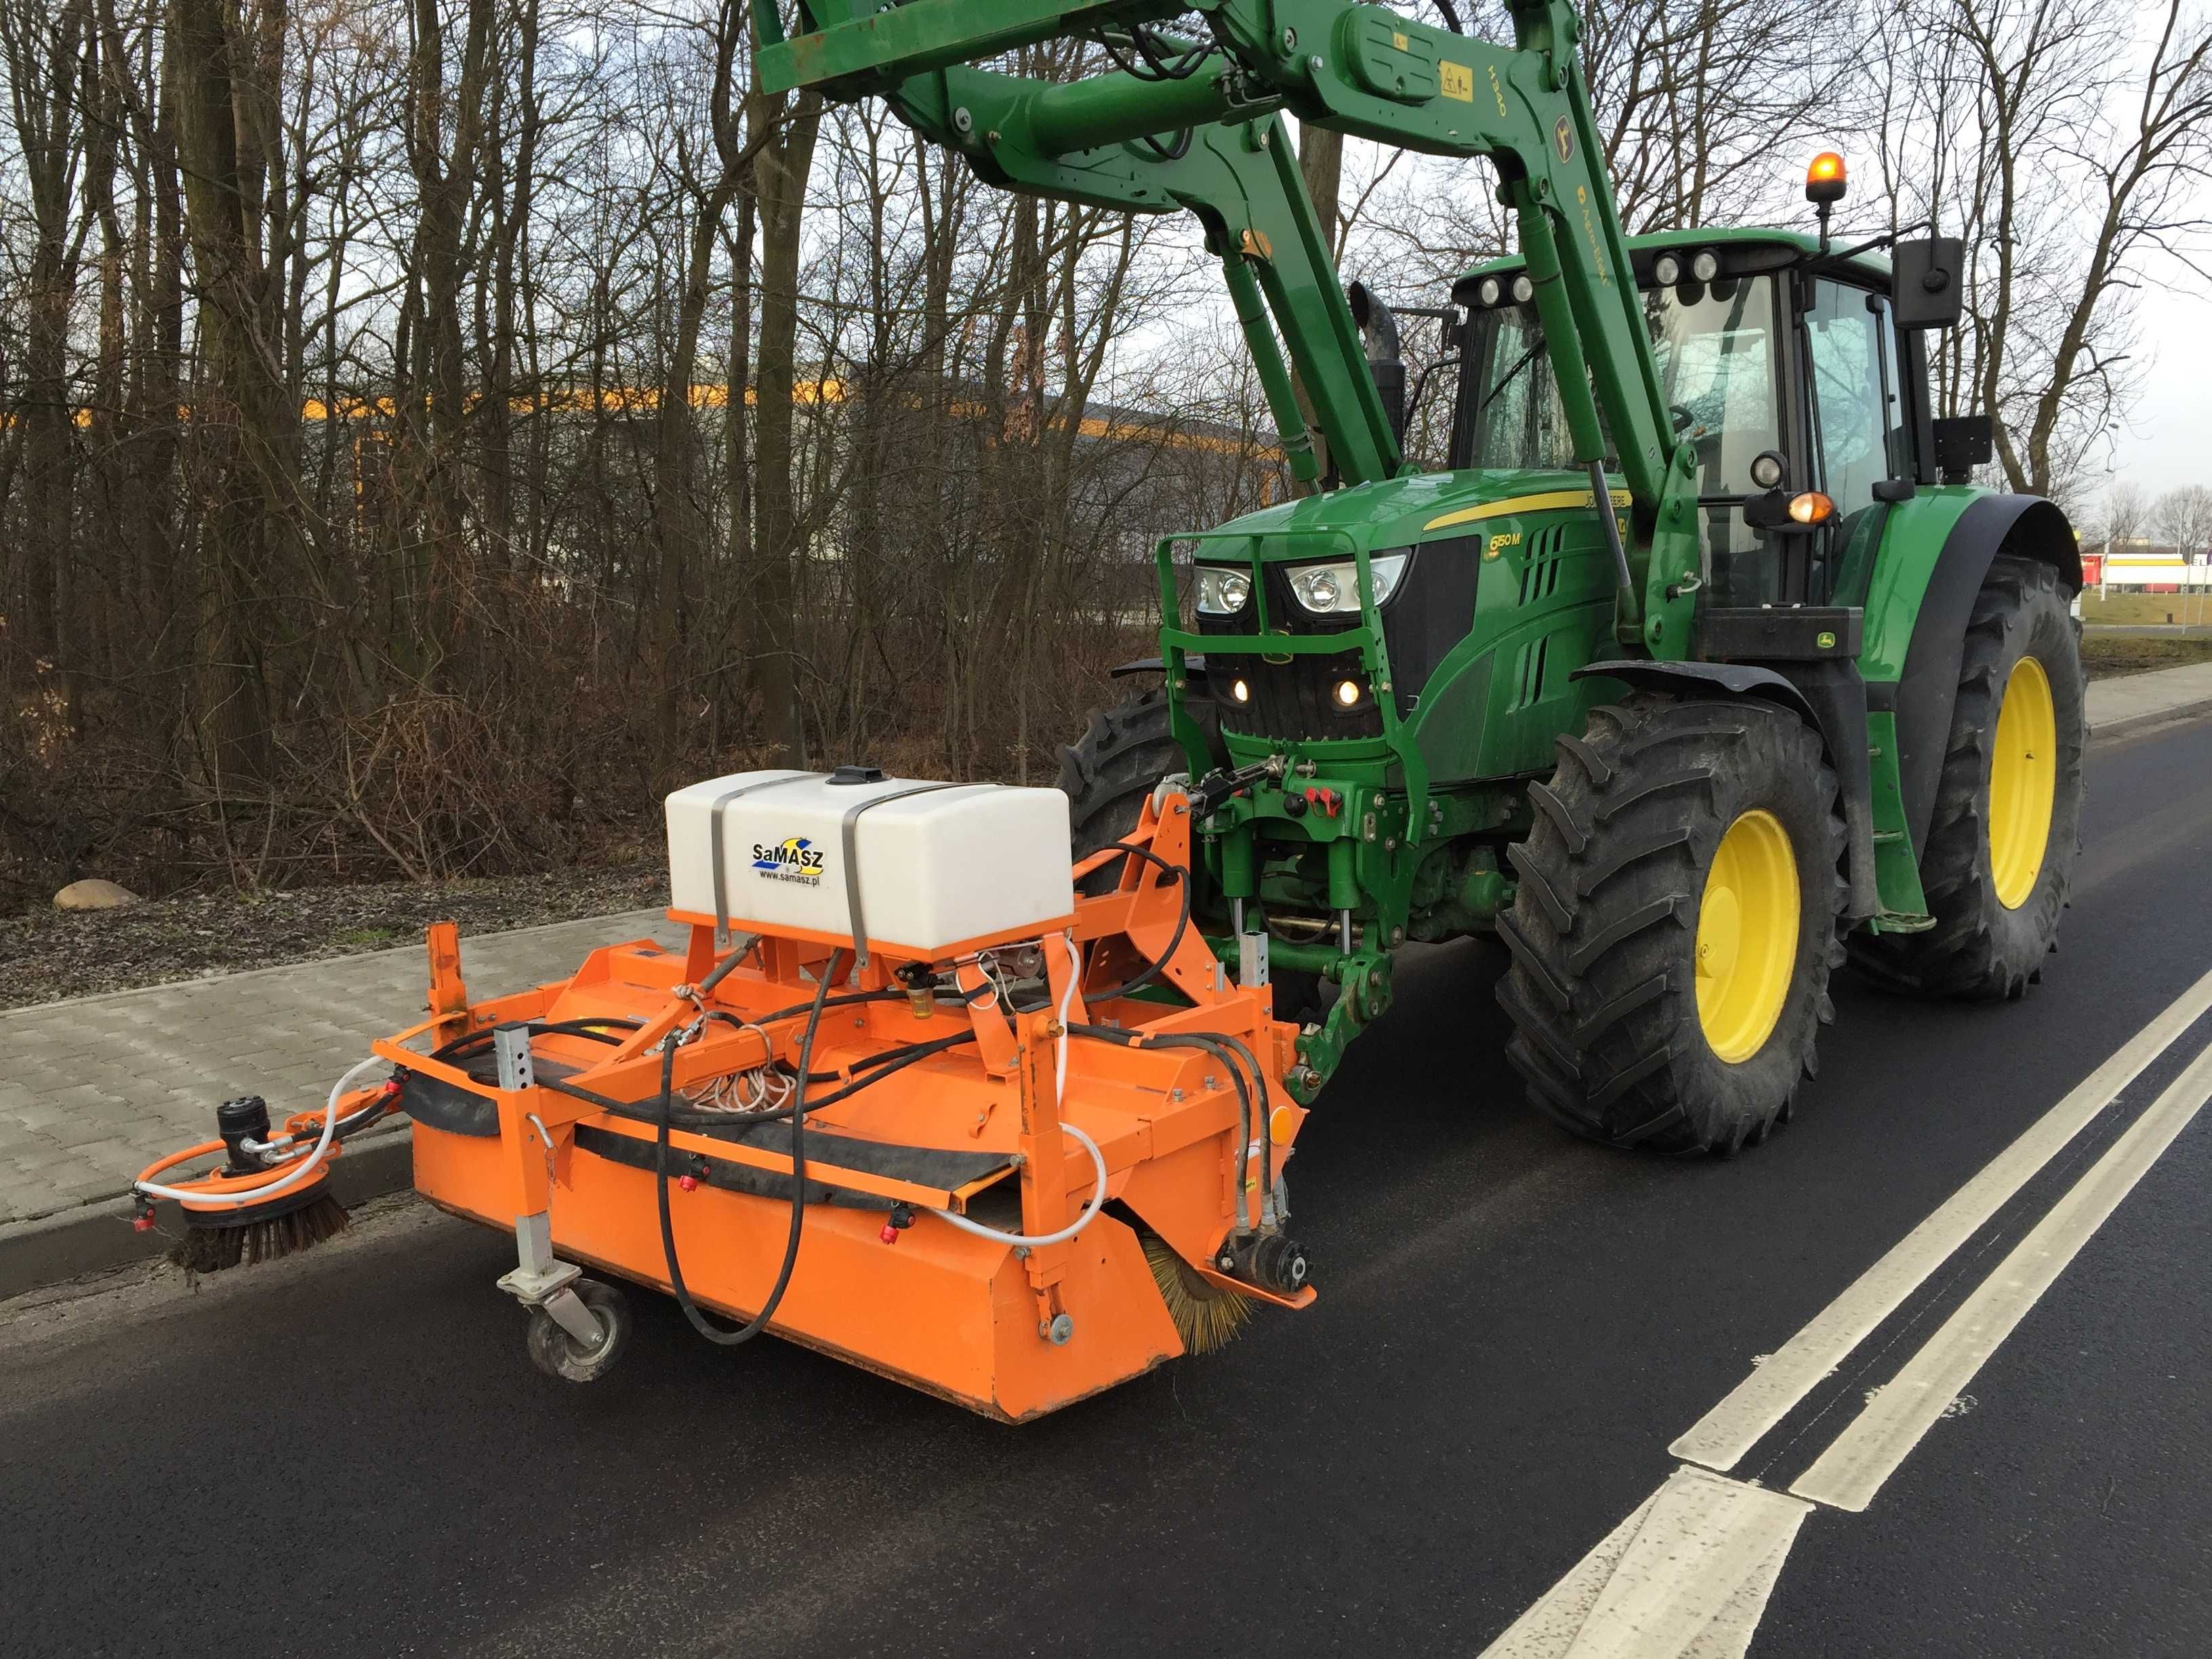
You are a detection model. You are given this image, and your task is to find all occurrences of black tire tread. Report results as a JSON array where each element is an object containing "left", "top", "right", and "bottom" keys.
[
  {"left": 1057, "top": 688, "right": 1187, "bottom": 874},
  {"left": 1848, "top": 556, "right": 2085, "bottom": 1000},
  {"left": 1496, "top": 693, "right": 1847, "bottom": 1155}
]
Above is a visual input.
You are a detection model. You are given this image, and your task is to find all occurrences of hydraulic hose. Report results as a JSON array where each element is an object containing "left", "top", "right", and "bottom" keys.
[
  {"left": 1070, "top": 1023, "right": 1257, "bottom": 1231},
  {"left": 654, "top": 949, "right": 841, "bottom": 1346},
  {"left": 1206, "top": 1029, "right": 1275, "bottom": 1216},
  {"left": 432, "top": 1017, "right": 640, "bottom": 1064},
  {"left": 1090, "top": 840, "right": 1191, "bottom": 1002},
  {"left": 132, "top": 1054, "right": 388, "bottom": 1207}
]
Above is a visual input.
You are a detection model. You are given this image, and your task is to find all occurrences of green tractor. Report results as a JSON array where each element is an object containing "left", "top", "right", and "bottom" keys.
[{"left": 759, "top": 0, "right": 2086, "bottom": 1153}]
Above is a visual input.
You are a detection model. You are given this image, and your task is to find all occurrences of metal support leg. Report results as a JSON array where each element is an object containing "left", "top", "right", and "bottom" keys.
[
  {"left": 1238, "top": 927, "right": 1270, "bottom": 989},
  {"left": 487, "top": 1025, "right": 602, "bottom": 1345}
]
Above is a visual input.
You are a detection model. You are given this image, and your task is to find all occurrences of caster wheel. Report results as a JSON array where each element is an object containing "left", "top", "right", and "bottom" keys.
[{"left": 526, "top": 1279, "right": 630, "bottom": 1382}]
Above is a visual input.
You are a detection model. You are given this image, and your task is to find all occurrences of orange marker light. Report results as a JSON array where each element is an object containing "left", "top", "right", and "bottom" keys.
[
  {"left": 1805, "top": 151, "right": 1847, "bottom": 205},
  {"left": 1789, "top": 491, "right": 1837, "bottom": 526}
]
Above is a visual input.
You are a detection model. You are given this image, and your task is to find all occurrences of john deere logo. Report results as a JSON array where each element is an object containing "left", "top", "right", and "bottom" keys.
[
  {"left": 752, "top": 835, "right": 825, "bottom": 886},
  {"left": 1554, "top": 116, "right": 1574, "bottom": 162},
  {"left": 1816, "top": 630, "right": 1839, "bottom": 650}
]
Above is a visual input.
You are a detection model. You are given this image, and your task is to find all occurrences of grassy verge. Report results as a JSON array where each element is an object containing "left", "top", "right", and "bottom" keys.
[
  {"left": 2078, "top": 590, "right": 2212, "bottom": 627},
  {"left": 2079, "top": 634, "right": 2212, "bottom": 680}
]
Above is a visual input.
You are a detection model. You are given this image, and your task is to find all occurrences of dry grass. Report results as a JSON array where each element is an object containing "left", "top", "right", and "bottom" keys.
[
  {"left": 2078, "top": 634, "right": 2212, "bottom": 681},
  {"left": 0, "top": 862, "right": 668, "bottom": 1009}
]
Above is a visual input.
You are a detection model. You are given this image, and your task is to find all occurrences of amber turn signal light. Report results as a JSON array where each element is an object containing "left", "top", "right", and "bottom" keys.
[
  {"left": 1805, "top": 151, "right": 1847, "bottom": 205},
  {"left": 1789, "top": 491, "right": 1837, "bottom": 525}
]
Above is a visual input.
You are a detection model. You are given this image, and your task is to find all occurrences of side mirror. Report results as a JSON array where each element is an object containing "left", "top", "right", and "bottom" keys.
[{"left": 1892, "top": 237, "right": 1966, "bottom": 331}]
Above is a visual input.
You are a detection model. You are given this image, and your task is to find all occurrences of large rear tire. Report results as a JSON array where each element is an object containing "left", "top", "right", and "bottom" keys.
[
  {"left": 1497, "top": 693, "right": 1847, "bottom": 1155},
  {"left": 1848, "top": 556, "right": 2085, "bottom": 1000},
  {"left": 1057, "top": 689, "right": 1186, "bottom": 882}
]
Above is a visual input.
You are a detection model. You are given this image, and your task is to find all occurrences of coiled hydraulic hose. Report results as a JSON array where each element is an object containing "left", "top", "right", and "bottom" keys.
[{"left": 653, "top": 949, "right": 842, "bottom": 1346}]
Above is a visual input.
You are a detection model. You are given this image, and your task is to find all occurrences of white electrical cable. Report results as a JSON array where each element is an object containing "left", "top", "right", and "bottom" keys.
[
  {"left": 928, "top": 1120, "right": 1107, "bottom": 1249},
  {"left": 132, "top": 1055, "right": 386, "bottom": 1208},
  {"left": 933, "top": 934, "right": 1104, "bottom": 1248}
]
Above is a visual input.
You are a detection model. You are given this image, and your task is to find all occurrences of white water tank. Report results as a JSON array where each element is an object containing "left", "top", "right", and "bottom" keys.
[{"left": 664, "top": 768, "right": 1075, "bottom": 958}]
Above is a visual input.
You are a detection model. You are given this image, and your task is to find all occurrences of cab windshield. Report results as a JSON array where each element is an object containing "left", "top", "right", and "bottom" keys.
[{"left": 1467, "top": 274, "right": 1781, "bottom": 499}]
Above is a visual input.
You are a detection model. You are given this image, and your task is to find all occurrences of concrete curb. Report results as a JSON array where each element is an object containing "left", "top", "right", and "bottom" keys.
[
  {"left": 0, "top": 1121, "right": 417, "bottom": 1303},
  {"left": 2089, "top": 696, "right": 2212, "bottom": 745}
]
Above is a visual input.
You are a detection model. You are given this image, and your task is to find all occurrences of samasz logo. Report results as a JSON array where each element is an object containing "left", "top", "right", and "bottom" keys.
[{"left": 752, "top": 835, "right": 825, "bottom": 886}]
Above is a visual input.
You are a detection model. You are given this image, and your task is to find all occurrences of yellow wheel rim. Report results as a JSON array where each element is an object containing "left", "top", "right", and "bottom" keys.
[
  {"left": 1696, "top": 810, "right": 1800, "bottom": 1065},
  {"left": 1988, "top": 655, "right": 2057, "bottom": 910}
]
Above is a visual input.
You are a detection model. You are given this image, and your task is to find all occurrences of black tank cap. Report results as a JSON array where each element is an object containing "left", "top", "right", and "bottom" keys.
[{"left": 827, "top": 764, "right": 886, "bottom": 785}]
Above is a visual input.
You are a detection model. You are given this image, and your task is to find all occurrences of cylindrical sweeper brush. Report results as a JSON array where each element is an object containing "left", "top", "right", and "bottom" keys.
[{"left": 1143, "top": 1233, "right": 1252, "bottom": 1354}]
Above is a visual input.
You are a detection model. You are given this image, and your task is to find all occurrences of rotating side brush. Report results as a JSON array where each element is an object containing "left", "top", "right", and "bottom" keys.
[{"left": 132, "top": 1069, "right": 398, "bottom": 1278}]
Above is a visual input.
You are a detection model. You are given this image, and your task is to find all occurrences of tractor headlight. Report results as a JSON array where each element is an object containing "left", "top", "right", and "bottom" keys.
[
  {"left": 1477, "top": 276, "right": 1503, "bottom": 307},
  {"left": 1511, "top": 274, "right": 1535, "bottom": 304},
  {"left": 1286, "top": 552, "right": 1410, "bottom": 615},
  {"left": 1691, "top": 248, "right": 1721, "bottom": 283},
  {"left": 1195, "top": 565, "right": 1252, "bottom": 615},
  {"left": 1653, "top": 253, "right": 1683, "bottom": 287}
]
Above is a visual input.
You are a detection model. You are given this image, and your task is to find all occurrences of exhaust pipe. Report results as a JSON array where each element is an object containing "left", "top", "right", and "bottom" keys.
[{"left": 1347, "top": 280, "right": 1406, "bottom": 450}]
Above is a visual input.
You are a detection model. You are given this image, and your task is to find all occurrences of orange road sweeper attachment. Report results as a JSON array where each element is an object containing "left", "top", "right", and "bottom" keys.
[{"left": 134, "top": 767, "right": 1313, "bottom": 1420}]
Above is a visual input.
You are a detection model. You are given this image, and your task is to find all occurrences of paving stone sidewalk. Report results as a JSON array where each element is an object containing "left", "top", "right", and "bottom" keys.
[
  {"left": 0, "top": 909, "right": 682, "bottom": 1229},
  {"left": 2, "top": 658, "right": 2207, "bottom": 1240}
]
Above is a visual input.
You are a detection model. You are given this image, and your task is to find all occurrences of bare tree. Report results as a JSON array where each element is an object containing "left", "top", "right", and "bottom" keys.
[
  {"left": 2104, "top": 480, "right": 2152, "bottom": 556},
  {"left": 1872, "top": 0, "right": 2212, "bottom": 502},
  {"left": 2158, "top": 483, "right": 2212, "bottom": 559}
]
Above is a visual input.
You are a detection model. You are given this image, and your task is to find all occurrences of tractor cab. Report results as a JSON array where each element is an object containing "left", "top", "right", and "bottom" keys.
[{"left": 1452, "top": 224, "right": 1977, "bottom": 626}]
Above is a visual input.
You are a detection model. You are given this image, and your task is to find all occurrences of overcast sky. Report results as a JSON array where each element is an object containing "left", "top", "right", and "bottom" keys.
[{"left": 2100, "top": 268, "right": 2212, "bottom": 513}]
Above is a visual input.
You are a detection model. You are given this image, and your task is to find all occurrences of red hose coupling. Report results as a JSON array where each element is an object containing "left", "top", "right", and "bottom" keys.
[{"left": 677, "top": 1174, "right": 699, "bottom": 1193}]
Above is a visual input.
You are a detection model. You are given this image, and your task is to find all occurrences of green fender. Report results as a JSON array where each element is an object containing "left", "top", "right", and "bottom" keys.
[{"left": 1860, "top": 491, "right": 2079, "bottom": 859}]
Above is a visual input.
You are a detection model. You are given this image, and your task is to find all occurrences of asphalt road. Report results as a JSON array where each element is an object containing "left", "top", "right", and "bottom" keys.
[{"left": 8, "top": 713, "right": 2212, "bottom": 1658}]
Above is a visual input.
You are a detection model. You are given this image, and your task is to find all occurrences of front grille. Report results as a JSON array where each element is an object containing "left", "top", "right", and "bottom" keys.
[
  {"left": 1213, "top": 649, "right": 1382, "bottom": 741},
  {"left": 1202, "top": 561, "right": 1382, "bottom": 740},
  {"left": 1192, "top": 536, "right": 1480, "bottom": 742}
]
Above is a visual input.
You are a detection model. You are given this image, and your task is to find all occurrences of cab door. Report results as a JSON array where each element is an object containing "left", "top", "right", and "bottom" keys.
[{"left": 1800, "top": 277, "right": 1910, "bottom": 605}]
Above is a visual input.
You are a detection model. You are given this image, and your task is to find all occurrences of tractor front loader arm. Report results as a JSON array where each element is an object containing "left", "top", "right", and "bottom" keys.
[{"left": 756, "top": 0, "right": 1702, "bottom": 653}]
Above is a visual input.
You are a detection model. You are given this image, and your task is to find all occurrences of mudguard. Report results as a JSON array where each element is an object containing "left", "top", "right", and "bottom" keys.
[{"left": 1891, "top": 495, "right": 2078, "bottom": 858}]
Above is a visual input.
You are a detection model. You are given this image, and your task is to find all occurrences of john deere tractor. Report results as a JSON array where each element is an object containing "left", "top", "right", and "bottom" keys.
[{"left": 759, "top": 0, "right": 2085, "bottom": 1154}]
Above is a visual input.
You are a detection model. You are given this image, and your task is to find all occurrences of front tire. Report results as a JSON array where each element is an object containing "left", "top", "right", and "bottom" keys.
[
  {"left": 1057, "top": 689, "right": 1186, "bottom": 883},
  {"left": 1497, "top": 693, "right": 1846, "bottom": 1155},
  {"left": 1849, "top": 556, "right": 2085, "bottom": 1000}
]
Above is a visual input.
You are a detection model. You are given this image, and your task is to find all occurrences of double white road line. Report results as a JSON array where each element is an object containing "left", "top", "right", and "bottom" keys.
[{"left": 1483, "top": 964, "right": 2212, "bottom": 1658}]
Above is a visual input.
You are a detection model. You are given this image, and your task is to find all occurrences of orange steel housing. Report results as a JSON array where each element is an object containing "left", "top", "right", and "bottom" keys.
[{"left": 386, "top": 793, "right": 1313, "bottom": 1420}]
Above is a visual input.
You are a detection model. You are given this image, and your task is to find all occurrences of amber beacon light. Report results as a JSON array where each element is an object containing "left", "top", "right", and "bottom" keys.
[{"left": 1805, "top": 150, "right": 1847, "bottom": 204}]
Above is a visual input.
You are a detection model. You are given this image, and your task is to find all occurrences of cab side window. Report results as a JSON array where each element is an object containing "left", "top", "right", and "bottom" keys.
[{"left": 1805, "top": 281, "right": 1905, "bottom": 603}]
